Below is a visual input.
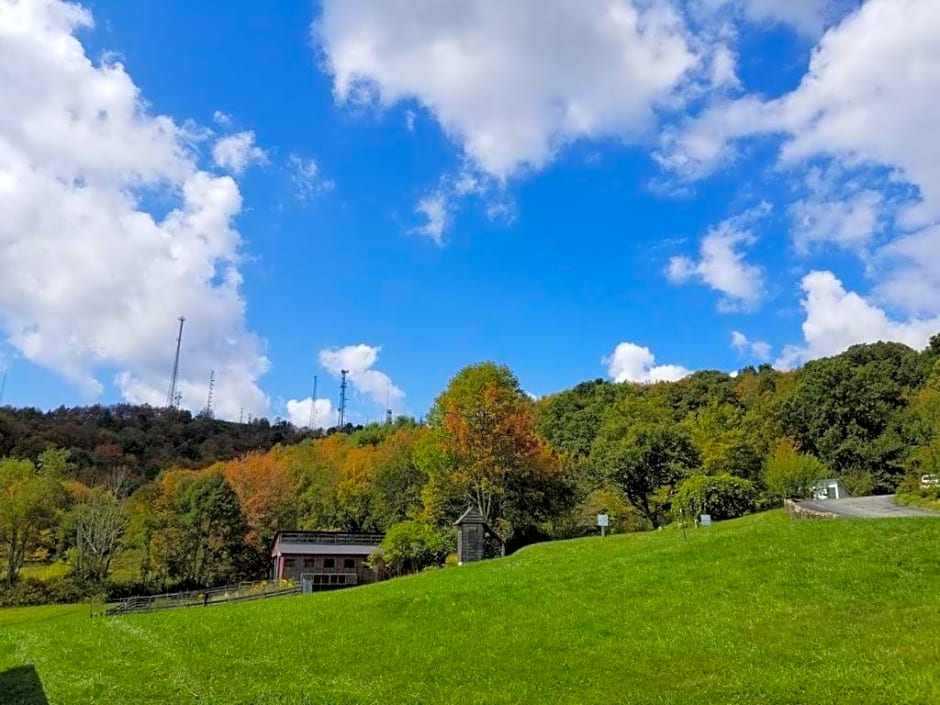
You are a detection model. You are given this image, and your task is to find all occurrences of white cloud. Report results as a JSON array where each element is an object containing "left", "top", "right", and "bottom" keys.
[
  {"left": 604, "top": 342, "right": 691, "bottom": 383},
  {"left": 318, "top": 344, "right": 405, "bottom": 411},
  {"left": 874, "top": 224, "right": 940, "bottom": 316},
  {"left": 212, "top": 110, "right": 233, "bottom": 128},
  {"left": 315, "top": 0, "right": 704, "bottom": 179},
  {"left": 662, "top": 0, "right": 940, "bottom": 321},
  {"left": 699, "top": 0, "right": 845, "bottom": 36},
  {"left": 788, "top": 172, "right": 883, "bottom": 254},
  {"left": 412, "top": 193, "right": 448, "bottom": 244},
  {"left": 662, "top": 0, "right": 940, "bottom": 204},
  {"left": 404, "top": 109, "right": 416, "bottom": 132},
  {"left": 775, "top": 270, "right": 940, "bottom": 369},
  {"left": 211, "top": 130, "right": 267, "bottom": 174},
  {"left": 0, "top": 0, "right": 269, "bottom": 419},
  {"left": 667, "top": 203, "right": 769, "bottom": 310},
  {"left": 286, "top": 396, "right": 336, "bottom": 429},
  {"left": 731, "top": 330, "right": 771, "bottom": 360},
  {"left": 288, "top": 153, "right": 334, "bottom": 201}
]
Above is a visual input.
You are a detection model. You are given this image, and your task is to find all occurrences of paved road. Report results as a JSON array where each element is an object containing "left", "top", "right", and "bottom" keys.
[{"left": 800, "top": 494, "right": 938, "bottom": 518}]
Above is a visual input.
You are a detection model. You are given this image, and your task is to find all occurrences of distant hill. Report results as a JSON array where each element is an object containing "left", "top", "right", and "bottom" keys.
[
  {"left": 2, "top": 511, "right": 938, "bottom": 704},
  {"left": 0, "top": 404, "right": 312, "bottom": 483}
]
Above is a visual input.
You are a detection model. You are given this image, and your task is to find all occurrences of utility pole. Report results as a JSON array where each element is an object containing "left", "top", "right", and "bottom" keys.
[
  {"left": 166, "top": 316, "right": 185, "bottom": 409},
  {"left": 338, "top": 369, "right": 349, "bottom": 428}
]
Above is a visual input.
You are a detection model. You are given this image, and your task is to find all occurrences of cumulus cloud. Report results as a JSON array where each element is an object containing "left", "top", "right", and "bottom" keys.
[
  {"left": 288, "top": 154, "right": 334, "bottom": 201},
  {"left": 661, "top": 0, "right": 940, "bottom": 323},
  {"left": 0, "top": 0, "right": 269, "bottom": 419},
  {"left": 211, "top": 130, "right": 267, "bottom": 174},
  {"left": 604, "top": 342, "right": 690, "bottom": 384},
  {"left": 731, "top": 331, "right": 772, "bottom": 361},
  {"left": 663, "top": 0, "right": 940, "bottom": 215},
  {"left": 285, "top": 396, "right": 336, "bottom": 430},
  {"left": 775, "top": 271, "right": 940, "bottom": 370},
  {"left": 667, "top": 203, "right": 769, "bottom": 311},
  {"left": 318, "top": 344, "right": 404, "bottom": 411},
  {"left": 315, "top": 0, "right": 706, "bottom": 180}
]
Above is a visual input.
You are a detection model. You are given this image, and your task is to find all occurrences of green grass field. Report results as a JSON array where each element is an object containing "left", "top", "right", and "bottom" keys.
[{"left": 2, "top": 511, "right": 939, "bottom": 705}]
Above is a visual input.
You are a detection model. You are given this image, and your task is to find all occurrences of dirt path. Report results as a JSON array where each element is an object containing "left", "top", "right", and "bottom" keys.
[{"left": 800, "top": 495, "right": 938, "bottom": 518}]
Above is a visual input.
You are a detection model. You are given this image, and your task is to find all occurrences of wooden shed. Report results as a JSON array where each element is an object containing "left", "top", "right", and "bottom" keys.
[{"left": 455, "top": 506, "right": 504, "bottom": 565}]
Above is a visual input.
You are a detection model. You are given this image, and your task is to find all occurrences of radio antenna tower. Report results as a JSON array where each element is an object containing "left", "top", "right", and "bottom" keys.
[
  {"left": 337, "top": 369, "right": 349, "bottom": 428},
  {"left": 385, "top": 379, "right": 392, "bottom": 425},
  {"left": 308, "top": 375, "right": 318, "bottom": 429},
  {"left": 204, "top": 370, "right": 215, "bottom": 418},
  {"left": 166, "top": 316, "right": 185, "bottom": 409},
  {"left": 0, "top": 368, "right": 6, "bottom": 406}
]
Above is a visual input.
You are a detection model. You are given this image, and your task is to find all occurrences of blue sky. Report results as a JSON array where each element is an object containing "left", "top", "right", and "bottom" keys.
[{"left": 1, "top": 0, "right": 939, "bottom": 426}]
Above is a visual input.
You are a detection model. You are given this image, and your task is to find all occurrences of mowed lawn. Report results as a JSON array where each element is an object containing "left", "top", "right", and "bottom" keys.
[{"left": 2, "top": 512, "right": 939, "bottom": 705}]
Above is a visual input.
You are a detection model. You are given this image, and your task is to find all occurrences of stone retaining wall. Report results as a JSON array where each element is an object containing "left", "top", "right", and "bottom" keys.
[{"left": 785, "top": 499, "right": 838, "bottom": 520}]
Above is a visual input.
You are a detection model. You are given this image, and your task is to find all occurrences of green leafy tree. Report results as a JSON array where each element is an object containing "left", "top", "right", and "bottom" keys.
[
  {"left": 175, "top": 472, "right": 247, "bottom": 586},
  {"left": 0, "top": 457, "right": 66, "bottom": 584},
  {"left": 674, "top": 474, "right": 756, "bottom": 521},
  {"left": 592, "top": 423, "right": 700, "bottom": 528},
  {"left": 762, "top": 441, "right": 828, "bottom": 501},
  {"left": 783, "top": 342, "right": 924, "bottom": 489},
  {"left": 368, "top": 521, "right": 448, "bottom": 576}
]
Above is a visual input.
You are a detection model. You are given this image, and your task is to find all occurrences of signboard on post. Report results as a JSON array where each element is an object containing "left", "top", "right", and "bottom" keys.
[{"left": 597, "top": 513, "right": 609, "bottom": 537}]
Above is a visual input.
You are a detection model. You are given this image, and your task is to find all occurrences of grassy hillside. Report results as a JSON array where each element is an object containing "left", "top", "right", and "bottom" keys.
[{"left": 2, "top": 512, "right": 939, "bottom": 705}]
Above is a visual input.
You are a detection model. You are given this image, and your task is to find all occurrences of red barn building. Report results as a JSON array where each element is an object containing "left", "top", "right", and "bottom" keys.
[{"left": 270, "top": 531, "right": 384, "bottom": 592}]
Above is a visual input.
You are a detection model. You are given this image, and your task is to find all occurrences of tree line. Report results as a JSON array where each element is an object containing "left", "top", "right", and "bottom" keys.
[{"left": 2, "top": 336, "right": 939, "bottom": 604}]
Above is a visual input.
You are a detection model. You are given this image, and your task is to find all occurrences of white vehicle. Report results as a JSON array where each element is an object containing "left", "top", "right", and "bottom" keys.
[{"left": 920, "top": 474, "right": 940, "bottom": 488}]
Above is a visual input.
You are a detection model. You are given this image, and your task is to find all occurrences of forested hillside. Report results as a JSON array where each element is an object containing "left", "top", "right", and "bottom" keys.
[
  {"left": 1, "top": 336, "right": 939, "bottom": 604},
  {"left": 0, "top": 405, "right": 309, "bottom": 483}
]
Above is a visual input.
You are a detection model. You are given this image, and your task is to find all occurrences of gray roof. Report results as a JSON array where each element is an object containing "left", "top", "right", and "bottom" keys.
[
  {"left": 271, "top": 531, "right": 384, "bottom": 557},
  {"left": 455, "top": 506, "right": 485, "bottom": 525},
  {"left": 275, "top": 542, "right": 377, "bottom": 557}
]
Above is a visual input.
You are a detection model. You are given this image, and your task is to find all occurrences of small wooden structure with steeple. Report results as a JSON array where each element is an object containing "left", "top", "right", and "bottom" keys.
[{"left": 455, "top": 506, "right": 503, "bottom": 565}]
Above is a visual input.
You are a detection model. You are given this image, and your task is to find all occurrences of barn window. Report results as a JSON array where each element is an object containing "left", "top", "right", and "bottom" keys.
[
  {"left": 343, "top": 558, "right": 355, "bottom": 569},
  {"left": 324, "top": 558, "right": 335, "bottom": 569},
  {"left": 304, "top": 559, "right": 316, "bottom": 568}
]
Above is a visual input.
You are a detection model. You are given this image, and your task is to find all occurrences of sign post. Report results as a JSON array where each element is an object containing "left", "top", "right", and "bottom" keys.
[{"left": 597, "top": 513, "right": 609, "bottom": 538}]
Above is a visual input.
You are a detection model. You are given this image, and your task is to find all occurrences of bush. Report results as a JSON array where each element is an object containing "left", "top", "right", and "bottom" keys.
[
  {"left": 674, "top": 474, "right": 756, "bottom": 521},
  {"left": 368, "top": 521, "right": 449, "bottom": 576},
  {"left": 762, "top": 442, "right": 828, "bottom": 501},
  {"left": 0, "top": 576, "right": 89, "bottom": 607}
]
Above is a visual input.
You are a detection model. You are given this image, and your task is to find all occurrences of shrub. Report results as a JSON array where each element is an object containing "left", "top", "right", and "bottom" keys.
[
  {"left": 674, "top": 474, "right": 756, "bottom": 521},
  {"left": 0, "top": 576, "right": 89, "bottom": 607},
  {"left": 368, "top": 521, "right": 449, "bottom": 576},
  {"left": 840, "top": 470, "right": 875, "bottom": 497},
  {"left": 762, "top": 442, "right": 828, "bottom": 501}
]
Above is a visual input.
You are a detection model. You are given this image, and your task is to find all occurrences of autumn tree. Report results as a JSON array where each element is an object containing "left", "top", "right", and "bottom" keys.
[
  {"left": 418, "top": 363, "right": 568, "bottom": 540},
  {"left": 222, "top": 450, "right": 300, "bottom": 549}
]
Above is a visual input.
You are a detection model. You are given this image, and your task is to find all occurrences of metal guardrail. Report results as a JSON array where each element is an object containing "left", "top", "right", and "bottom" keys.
[{"left": 101, "top": 580, "right": 299, "bottom": 617}]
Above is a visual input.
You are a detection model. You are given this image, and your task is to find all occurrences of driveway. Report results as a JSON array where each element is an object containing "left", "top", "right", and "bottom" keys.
[{"left": 800, "top": 494, "right": 938, "bottom": 518}]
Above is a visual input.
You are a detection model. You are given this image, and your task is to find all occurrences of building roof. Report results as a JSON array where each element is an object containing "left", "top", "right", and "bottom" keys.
[
  {"left": 271, "top": 531, "right": 384, "bottom": 557},
  {"left": 455, "top": 506, "right": 485, "bottom": 525}
]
